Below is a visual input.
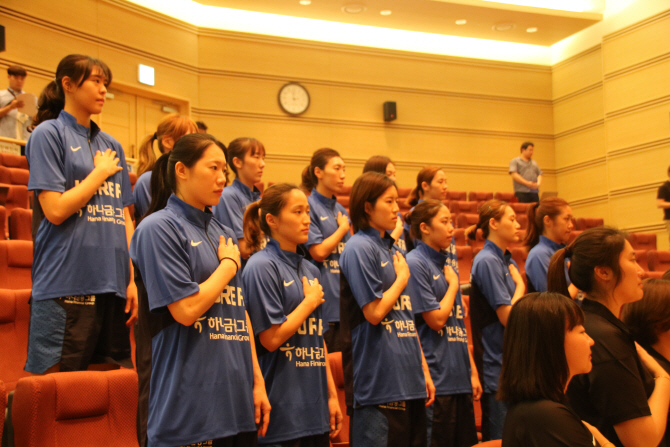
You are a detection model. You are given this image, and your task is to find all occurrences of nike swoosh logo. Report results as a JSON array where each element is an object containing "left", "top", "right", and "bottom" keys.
[
  {"left": 70, "top": 146, "right": 81, "bottom": 152},
  {"left": 284, "top": 280, "right": 295, "bottom": 287},
  {"left": 433, "top": 275, "right": 440, "bottom": 280},
  {"left": 191, "top": 240, "right": 203, "bottom": 247},
  {"left": 320, "top": 216, "right": 329, "bottom": 221},
  {"left": 381, "top": 261, "right": 389, "bottom": 267}
]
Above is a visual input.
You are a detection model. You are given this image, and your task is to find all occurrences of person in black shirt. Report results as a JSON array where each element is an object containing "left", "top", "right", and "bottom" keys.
[
  {"left": 657, "top": 166, "right": 670, "bottom": 246},
  {"left": 499, "top": 292, "right": 610, "bottom": 447},
  {"left": 622, "top": 279, "right": 670, "bottom": 445},
  {"left": 548, "top": 227, "right": 670, "bottom": 447}
]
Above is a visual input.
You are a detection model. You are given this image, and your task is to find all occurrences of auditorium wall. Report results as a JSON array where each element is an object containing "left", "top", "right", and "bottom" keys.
[{"left": 552, "top": 9, "right": 670, "bottom": 249}]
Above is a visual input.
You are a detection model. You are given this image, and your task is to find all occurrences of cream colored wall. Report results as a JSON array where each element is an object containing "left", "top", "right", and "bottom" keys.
[
  {"left": 0, "top": 0, "right": 554, "bottom": 198},
  {"left": 552, "top": 9, "right": 670, "bottom": 249}
]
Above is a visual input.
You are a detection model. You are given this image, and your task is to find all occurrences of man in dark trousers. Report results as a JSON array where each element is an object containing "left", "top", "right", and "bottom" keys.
[
  {"left": 657, "top": 165, "right": 670, "bottom": 246},
  {"left": 509, "top": 141, "right": 542, "bottom": 203}
]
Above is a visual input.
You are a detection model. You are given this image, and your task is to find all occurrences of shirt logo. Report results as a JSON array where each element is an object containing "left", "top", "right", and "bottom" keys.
[
  {"left": 320, "top": 216, "right": 329, "bottom": 221},
  {"left": 284, "top": 280, "right": 295, "bottom": 287},
  {"left": 70, "top": 146, "right": 81, "bottom": 152},
  {"left": 433, "top": 275, "right": 440, "bottom": 280},
  {"left": 381, "top": 261, "right": 389, "bottom": 267},
  {"left": 191, "top": 240, "right": 203, "bottom": 247}
]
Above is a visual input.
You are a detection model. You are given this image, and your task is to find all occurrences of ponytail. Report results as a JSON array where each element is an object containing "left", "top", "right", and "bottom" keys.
[
  {"left": 406, "top": 187, "right": 421, "bottom": 208},
  {"left": 547, "top": 248, "right": 570, "bottom": 297},
  {"left": 242, "top": 183, "right": 301, "bottom": 252},
  {"left": 524, "top": 197, "right": 570, "bottom": 249},
  {"left": 406, "top": 166, "right": 442, "bottom": 208},
  {"left": 468, "top": 199, "right": 508, "bottom": 241},
  {"left": 34, "top": 54, "right": 111, "bottom": 128},
  {"left": 404, "top": 199, "right": 445, "bottom": 241},
  {"left": 141, "top": 153, "right": 172, "bottom": 223},
  {"left": 137, "top": 114, "right": 198, "bottom": 177},
  {"left": 301, "top": 165, "right": 315, "bottom": 192},
  {"left": 302, "top": 148, "right": 340, "bottom": 193}
]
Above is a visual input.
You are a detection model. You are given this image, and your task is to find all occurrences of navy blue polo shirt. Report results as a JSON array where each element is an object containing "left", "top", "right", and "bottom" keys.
[
  {"left": 243, "top": 238, "right": 329, "bottom": 444},
  {"left": 340, "top": 226, "right": 426, "bottom": 406},
  {"left": 306, "top": 188, "right": 351, "bottom": 324},
  {"left": 213, "top": 177, "right": 261, "bottom": 240},
  {"left": 26, "top": 110, "right": 133, "bottom": 301},
  {"left": 406, "top": 240, "right": 471, "bottom": 396},
  {"left": 470, "top": 239, "right": 519, "bottom": 393},
  {"left": 526, "top": 235, "right": 563, "bottom": 293},
  {"left": 130, "top": 195, "right": 255, "bottom": 447},
  {"left": 133, "top": 171, "right": 152, "bottom": 218}
]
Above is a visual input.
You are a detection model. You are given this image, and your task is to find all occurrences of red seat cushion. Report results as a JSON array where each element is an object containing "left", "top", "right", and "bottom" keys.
[{"left": 0, "top": 289, "right": 31, "bottom": 393}]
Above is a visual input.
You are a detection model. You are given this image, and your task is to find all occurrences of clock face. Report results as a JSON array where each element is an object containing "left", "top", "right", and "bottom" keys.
[{"left": 278, "top": 83, "right": 310, "bottom": 115}]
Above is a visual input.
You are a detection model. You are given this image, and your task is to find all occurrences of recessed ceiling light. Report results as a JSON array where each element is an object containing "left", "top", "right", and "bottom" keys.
[
  {"left": 526, "top": 27, "right": 538, "bottom": 33},
  {"left": 342, "top": 4, "right": 367, "bottom": 14},
  {"left": 380, "top": 10, "right": 392, "bottom": 16},
  {"left": 299, "top": 0, "right": 311, "bottom": 4},
  {"left": 455, "top": 19, "right": 467, "bottom": 25},
  {"left": 493, "top": 22, "right": 516, "bottom": 32}
]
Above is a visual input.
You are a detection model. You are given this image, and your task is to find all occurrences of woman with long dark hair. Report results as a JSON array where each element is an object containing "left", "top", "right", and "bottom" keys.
[
  {"left": 548, "top": 227, "right": 670, "bottom": 447},
  {"left": 131, "top": 133, "right": 270, "bottom": 446},
  {"left": 25, "top": 54, "right": 137, "bottom": 374},
  {"left": 405, "top": 199, "right": 481, "bottom": 447},
  {"left": 243, "top": 183, "right": 342, "bottom": 446},
  {"left": 363, "top": 155, "right": 405, "bottom": 252}
]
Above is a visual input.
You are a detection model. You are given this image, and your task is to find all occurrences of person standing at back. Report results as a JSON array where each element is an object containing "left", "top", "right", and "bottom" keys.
[
  {"left": 657, "top": 166, "right": 670, "bottom": 246},
  {"left": 0, "top": 65, "right": 32, "bottom": 140},
  {"left": 509, "top": 142, "right": 542, "bottom": 203}
]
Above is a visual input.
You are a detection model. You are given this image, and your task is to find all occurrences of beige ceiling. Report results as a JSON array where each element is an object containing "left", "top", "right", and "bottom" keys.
[{"left": 198, "top": 0, "right": 602, "bottom": 46}]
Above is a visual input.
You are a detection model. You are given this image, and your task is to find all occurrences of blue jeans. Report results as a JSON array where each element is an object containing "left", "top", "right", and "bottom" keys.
[{"left": 484, "top": 392, "right": 507, "bottom": 440}]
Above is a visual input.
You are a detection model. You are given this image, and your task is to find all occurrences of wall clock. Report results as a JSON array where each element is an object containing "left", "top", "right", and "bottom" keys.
[{"left": 278, "top": 82, "right": 310, "bottom": 115}]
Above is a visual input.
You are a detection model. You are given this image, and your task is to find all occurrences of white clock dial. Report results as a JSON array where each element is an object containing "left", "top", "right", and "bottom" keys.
[{"left": 278, "top": 83, "right": 310, "bottom": 115}]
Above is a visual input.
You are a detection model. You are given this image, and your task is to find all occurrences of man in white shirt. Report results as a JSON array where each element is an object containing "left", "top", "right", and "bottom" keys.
[
  {"left": 0, "top": 65, "right": 32, "bottom": 141},
  {"left": 509, "top": 141, "right": 542, "bottom": 203}
]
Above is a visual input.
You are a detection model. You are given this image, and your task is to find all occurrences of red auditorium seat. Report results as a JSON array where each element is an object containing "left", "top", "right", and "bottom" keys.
[
  {"left": 567, "top": 230, "right": 582, "bottom": 245},
  {"left": 634, "top": 250, "right": 649, "bottom": 271},
  {"left": 327, "top": 352, "right": 349, "bottom": 447},
  {"left": 476, "top": 441, "right": 502, "bottom": 447},
  {"left": 493, "top": 192, "right": 516, "bottom": 202},
  {"left": 0, "top": 380, "right": 5, "bottom": 440},
  {"left": 1, "top": 184, "right": 30, "bottom": 211},
  {"left": 128, "top": 171, "right": 137, "bottom": 191},
  {"left": 516, "top": 214, "right": 528, "bottom": 230},
  {"left": 0, "top": 205, "right": 6, "bottom": 239},
  {"left": 456, "top": 213, "right": 479, "bottom": 229},
  {"left": 337, "top": 196, "right": 350, "bottom": 208},
  {"left": 450, "top": 201, "right": 478, "bottom": 214},
  {"left": 575, "top": 217, "right": 603, "bottom": 231},
  {"left": 0, "top": 153, "right": 29, "bottom": 170},
  {"left": 629, "top": 233, "right": 657, "bottom": 251},
  {"left": 13, "top": 369, "right": 140, "bottom": 447},
  {"left": 9, "top": 208, "right": 32, "bottom": 241},
  {"left": 510, "top": 202, "right": 530, "bottom": 214},
  {"left": 0, "top": 240, "right": 33, "bottom": 289},
  {"left": 339, "top": 185, "right": 352, "bottom": 196},
  {"left": 510, "top": 247, "right": 528, "bottom": 286},
  {"left": 254, "top": 181, "right": 265, "bottom": 194},
  {"left": 0, "top": 289, "right": 31, "bottom": 393},
  {"left": 0, "top": 165, "right": 29, "bottom": 186},
  {"left": 456, "top": 246, "right": 473, "bottom": 284},
  {"left": 468, "top": 191, "right": 493, "bottom": 202},
  {"left": 648, "top": 250, "right": 670, "bottom": 273},
  {"left": 397, "top": 187, "right": 412, "bottom": 199},
  {"left": 453, "top": 228, "right": 466, "bottom": 246},
  {"left": 446, "top": 190, "right": 467, "bottom": 201}
]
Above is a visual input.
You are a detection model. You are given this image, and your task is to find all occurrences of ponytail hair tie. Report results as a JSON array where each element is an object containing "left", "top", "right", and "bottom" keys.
[
  {"left": 563, "top": 246, "right": 572, "bottom": 257},
  {"left": 153, "top": 132, "right": 158, "bottom": 140}
]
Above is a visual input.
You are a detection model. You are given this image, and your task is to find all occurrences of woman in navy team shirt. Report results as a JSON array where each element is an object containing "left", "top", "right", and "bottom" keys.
[
  {"left": 404, "top": 200, "right": 481, "bottom": 447},
  {"left": 362, "top": 155, "right": 405, "bottom": 252},
  {"left": 131, "top": 133, "right": 270, "bottom": 447},
  {"left": 524, "top": 197, "right": 576, "bottom": 295},
  {"left": 214, "top": 137, "right": 266, "bottom": 261},
  {"left": 243, "top": 183, "right": 342, "bottom": 447},
  {"left": 340, "top": 171, "right": 435, "bottom": 447},
  {"left": 302, "top": 148, "right": 351, "bottom": 352},
  {"left": 468, "top": 199, "right": 525, "bottom": 441},
  {"left": 403, "top": 166, "right": 448, "bottom": 252},
  {"left": 25, "top": 54, "right": 138, "bottom": 374}
]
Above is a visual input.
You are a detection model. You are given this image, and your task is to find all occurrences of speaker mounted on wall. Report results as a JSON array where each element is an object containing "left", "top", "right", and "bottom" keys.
[{"left": 383, "top": 101, "right": 396, "bottom": 122}]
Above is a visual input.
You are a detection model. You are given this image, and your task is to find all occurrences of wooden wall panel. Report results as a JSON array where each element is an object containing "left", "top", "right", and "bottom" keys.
[
  {"left": 554, "top": 125, "right": 606, "bottom": 168},
  {"left": 601, "top": 12, "right": 670, "bottom": 75},
  {"left": 552, "top": 47, "right": 602, "bottom": 100},
  {"left": 553, "top": 87, "right": 604, "bottom": 135},
  {"left": 608, "top": 145, "right": 670, "bottom": 191},
  {"left": 605, "top": 102, "right": 670, "bottom": 152},
  {"left": 604, "top": 59, "right": 670, "bottom": 113},
  {"left": 556, "top": 163, "right": 608, "bottom": 202},
  {"left": 570, "top": 201, "right": 611, "bottom": 223},
  {"left": 609, "top": 191, "right": 660, "bottom": 230}
]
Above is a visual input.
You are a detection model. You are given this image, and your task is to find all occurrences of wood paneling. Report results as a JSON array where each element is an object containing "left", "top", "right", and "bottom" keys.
[
  {"left": 553, "top": 87, "right": 604, "bottom": 135},
  {"left": 552, "top": 47, "right": 602, "bottom": 100}
]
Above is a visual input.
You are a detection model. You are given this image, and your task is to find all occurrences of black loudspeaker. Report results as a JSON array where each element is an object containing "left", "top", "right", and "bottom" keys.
[
  {"left": 0, "top": 26, "right": 5, "bottom": 52},
  {"left": 383, "top": 101, "right": 396, "bottom": 122}
]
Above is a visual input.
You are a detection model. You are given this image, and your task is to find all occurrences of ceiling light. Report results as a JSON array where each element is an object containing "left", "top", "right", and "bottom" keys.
[
  {"left": 493, "top": 22, "right": 516, "bottom": 32},
  {"left": 380, "top": 10, "right": 392, "bottom": 16},
  {"left": 482, "top": 0, "right": 592, "bottom": 13},
  {"left": 342, "top": 4, "right": 367, "bottom": 14},
  {"left": 455, "top": 19, "right": 467, "bottom": 25},
  {"left": 299, "top": 0, "right": 311, "bottom": 4},
  {"left": 526, "top": 27, "right": 537, "bottom": 33}
]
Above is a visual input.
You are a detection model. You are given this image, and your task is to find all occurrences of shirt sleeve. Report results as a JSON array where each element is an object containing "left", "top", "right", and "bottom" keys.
[
  {"left": 526, "top": 251, "right": 549, "bottom": 293},
  {"left": 133, "top": 173, "right": 152, "bottom": 218},
  {"left": 130, "top": 218, "right": 200, "bottom": 312},
  {"left": 113, "top": 139, "right": 134, "bottom": 208},
  {"left": 26, "top": 123, "right": 67, "bottom": 194},
  {"left": 341, "top": 243, "right": 384, "bottom": 308},
  {"left": 213, "top": 193, "right": 244, "bottom": 239},
  {"left": 306, "top": 210, "right": 324, "bottom": 248},
  {"left": 508, "top": 158, "right": 519, "bottom": 174},
  {"left": 535, "top": 161, "right": 543, "bottom": 176},
  {"left": 406, "top": 258, "right": 441, "bottom": 315},
  {"left": 242, "top": 259, "right": 287, "bottom": 334},
  {"left": 474, "top": 256, "right": 513, "bottom": 310},
  {"left": 658, "top": 184, "right": 670, "bottom": 201}
]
